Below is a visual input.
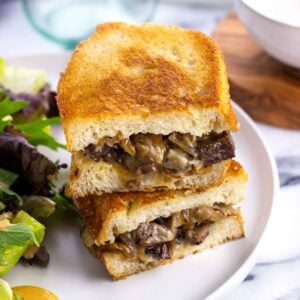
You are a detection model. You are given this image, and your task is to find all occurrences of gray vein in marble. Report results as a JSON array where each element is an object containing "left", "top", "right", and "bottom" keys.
[
  {"left": 244, "top": 274, "right": 255, "bottom": 281},
  {"left": 276, "top": 156, "right": 300, "bottom": 187},
  {"left": 275, "top": 289, "right": 300, "bottom": 300},
  {"left": 257, "top": 254, "right": 300, "bottom": 267},
  {"left": 228, "top": 256, "right": 300, "bottom": 300}
]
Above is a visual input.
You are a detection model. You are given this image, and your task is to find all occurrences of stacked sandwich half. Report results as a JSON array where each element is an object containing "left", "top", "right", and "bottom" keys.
[{"left": 57, "top": 23, "right": 248, "bottom": 280}]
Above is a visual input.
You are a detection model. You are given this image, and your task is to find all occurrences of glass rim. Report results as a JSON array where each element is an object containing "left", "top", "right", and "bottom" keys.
[{"left": 22, "top": 0, "right": 159, "bottom": 49}]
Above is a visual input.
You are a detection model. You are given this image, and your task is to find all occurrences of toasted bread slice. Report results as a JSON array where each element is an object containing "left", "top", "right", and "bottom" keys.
[
  {"left": 68, "top": 155, "right": 231, "bottom": 198},
  {"left": 76, "top": 160, "right": 247, "bottom": 245},
  {"left": 57, "top": 22, "right": 238, "bottom": 152},
  {"left": 98, "top": 214, "right": 244, "bottom": 280}
]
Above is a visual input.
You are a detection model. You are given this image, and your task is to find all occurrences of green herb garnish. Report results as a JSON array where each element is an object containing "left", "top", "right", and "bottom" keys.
[{"left": 15, "top": 117, "right": 65, "bottom": 150}]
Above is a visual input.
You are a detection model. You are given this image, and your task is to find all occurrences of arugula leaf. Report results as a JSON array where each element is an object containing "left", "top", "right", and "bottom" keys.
[
  {"left": 51, "top": 191, "right": 77, "bottom": 213},
  {"left": 0, "top": 98, "right": 27, "bottom": 132},
  {"left": 15, "top": 117, "right": 65, "bottom": 150},
  {"left": 0, "top": 188, "right": 23, "bottom": 206},
  {"left": 0, "top": 167, "right": 18, "bottom": 188},
  {"left": 0, "top": 223, "right": 38, "bottom": 249},
  {"left": 0, "top": 97, "right": 28, "bottom": 121},
  {"left": 51, "top": 192, "right": 70, "bottom": 209}
]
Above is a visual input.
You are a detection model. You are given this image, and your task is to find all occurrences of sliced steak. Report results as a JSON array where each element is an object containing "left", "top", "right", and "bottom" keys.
[
  {"left": 136, "top": 222, "right": 173, "bottom": 246},
  {"left": 83, "top": 131, "right": 235, "bottom": 177},
  {"left": 185, "top": 223, "right": 210, "bottom": 245},
  {"left": 98, "top": 204, "right": 237, "bottom": 262},
  {"left": 198, "top": 131, "right": 235, "bottom": 167},
  {"left": 145, "top": 243, "right": 171, "bottom": 260}
]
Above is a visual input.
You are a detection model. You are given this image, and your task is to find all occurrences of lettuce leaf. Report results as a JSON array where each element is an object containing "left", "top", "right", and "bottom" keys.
[
  {"left": 0, "top": 97, "right": 65, "bottom": 150},
  {"left": 0, "top": 279, "right": 13, "bottom": 300},
  {"left": 0, "top": 132, "right": 59, "bottom": 196},
  {"left": 0, "top": 168, "right": 22, "bottom": 208},
  {"left": 1, "top": 84, "right": 58, "bottom": 124},
  {"left": 0, "top": 59, "right": 64, "bottom": 150},
  {"left": 22, "top": 196, "right": 56, "bottom": 219},
  {"left": 0, "top": 58, "right": 46, "bottom": 93},
  {"left": 0, "top": 188, "right": 23, "bottom": 207},
  {"left": 0, "top": 211, "right": 45, "bottom": 275},
  {"left": 12, "top": 210, "right": 44, "bottom": 244},
  {"left": 0, "top": 167, "right": 18, "bottom": 188},
  {"left": 0, "top": 58, "right": 5, "bottom": 77},
  {"left": 0, "top": 223, "right": 38, "bottom": 249}
]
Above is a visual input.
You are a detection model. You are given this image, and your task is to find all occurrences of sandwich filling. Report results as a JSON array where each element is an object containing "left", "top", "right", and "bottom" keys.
[
  {"left": 83, "top": 131, "right": 235, "bottom": 178},
  {"left": 83, "top": 203, "right": 240, "bottom": 263}
]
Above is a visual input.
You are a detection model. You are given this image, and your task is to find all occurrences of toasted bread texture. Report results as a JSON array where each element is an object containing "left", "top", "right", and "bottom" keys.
[
  {"left": 76, "top": 160, "right": 247, "bottom": 245},
  {"left": 97, "top": 214, "right": 244, "bottom": 280},
  {"left": 57, "top": 22, "right": 238, "bottom": 152},
  {"left": 68, "top": 155, "right": 231, "bottom": 197}
]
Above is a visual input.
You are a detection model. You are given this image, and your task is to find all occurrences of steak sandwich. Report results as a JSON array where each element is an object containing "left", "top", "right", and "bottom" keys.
[
  {"left": 57, "top": 22, "right": 238, "bottom": 197},
  {"left": 57, "top": 22, "right": 248, "bottom": 281},
  {"left": 77, "top": 160, "right": 247, "bottom": 280}
]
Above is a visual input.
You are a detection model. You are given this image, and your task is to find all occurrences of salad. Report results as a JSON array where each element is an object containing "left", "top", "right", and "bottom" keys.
[{"left": 0, "top": 58, "right": 73, "bottom": 289}]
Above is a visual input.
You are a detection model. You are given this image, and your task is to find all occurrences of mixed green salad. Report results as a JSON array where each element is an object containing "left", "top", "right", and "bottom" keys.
[{"left": 0, "top": 58, "right": 72, "bottom": 283}]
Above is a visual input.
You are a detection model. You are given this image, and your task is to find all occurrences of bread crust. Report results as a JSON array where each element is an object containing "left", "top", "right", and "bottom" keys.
[
  {"left": 76, "top": 160, "right": 247, "bottom": 245},
  {"left": 57, "top": 23, "right": 238, "bottom": 151}
]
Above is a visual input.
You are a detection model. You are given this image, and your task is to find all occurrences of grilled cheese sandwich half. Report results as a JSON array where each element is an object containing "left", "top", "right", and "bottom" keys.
[
  {"left": 57, "top": 23, "right": 239, "bottom": 197},
  {"left": 77, "top": 160, "right": 247, "bottom": 280}
]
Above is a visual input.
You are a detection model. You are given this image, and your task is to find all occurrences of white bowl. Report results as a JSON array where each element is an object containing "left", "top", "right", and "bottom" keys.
[{"left": 235, "top": 0, "right": 300, "bottom": 69}]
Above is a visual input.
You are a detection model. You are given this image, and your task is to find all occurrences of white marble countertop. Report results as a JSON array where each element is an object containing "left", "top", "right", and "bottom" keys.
[{"left": 1, "top": 1, "right": 300, "bottom": 299}]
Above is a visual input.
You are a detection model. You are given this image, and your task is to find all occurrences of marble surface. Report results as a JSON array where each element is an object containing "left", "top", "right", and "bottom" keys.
[
  {"left": 1, "top": 1, "right": 300, "bottom": 299},
  {"left": 228, "top": 124, "right": 300, "bottom": 300}
]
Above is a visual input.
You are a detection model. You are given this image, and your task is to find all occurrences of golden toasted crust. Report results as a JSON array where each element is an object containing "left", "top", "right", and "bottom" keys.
[
  {"left": 57, "top": 22, "right": 238, "bottom": 151},
  {"left": 76, "top": 160, "right": 247, "bottom": 245}
]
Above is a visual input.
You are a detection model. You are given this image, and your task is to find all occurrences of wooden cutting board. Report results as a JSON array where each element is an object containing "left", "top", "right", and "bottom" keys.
[{"left": 212, "top": 11, "right": 300, "bottom": 128}]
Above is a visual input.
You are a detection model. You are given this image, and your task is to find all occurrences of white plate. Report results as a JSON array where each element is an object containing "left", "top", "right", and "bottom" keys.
[{"left": 4, "top": 55, "right": 278, "bottom": 300}]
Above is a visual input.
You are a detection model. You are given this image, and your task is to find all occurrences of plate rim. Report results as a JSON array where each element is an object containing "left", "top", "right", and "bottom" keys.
[
  {"left": 5, "top": 54, "right": 279, "bottom": 299},
  {"left": 207, "top": 102, "right": 279, "bottom": 300}
]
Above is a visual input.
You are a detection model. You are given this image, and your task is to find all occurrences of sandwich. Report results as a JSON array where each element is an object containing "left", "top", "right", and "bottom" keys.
[
  {"left": 57, "top": 22, "right": 238, "bottom": 197},
  {"left": 77, "top": 160, "right": 247, "bottom": 280},
  {"left": 57, "top": 22, "right": 248, "bottom": 281}
]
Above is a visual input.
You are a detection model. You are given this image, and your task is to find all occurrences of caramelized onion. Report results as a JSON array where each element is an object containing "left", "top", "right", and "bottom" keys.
[{"left": 84, "top": 132, "right": 235, "bottom": 181}]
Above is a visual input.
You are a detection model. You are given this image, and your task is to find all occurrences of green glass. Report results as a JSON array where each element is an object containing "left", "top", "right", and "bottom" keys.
[{"left": 23, "top": 0, "right": 158, "bottom": 49}]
